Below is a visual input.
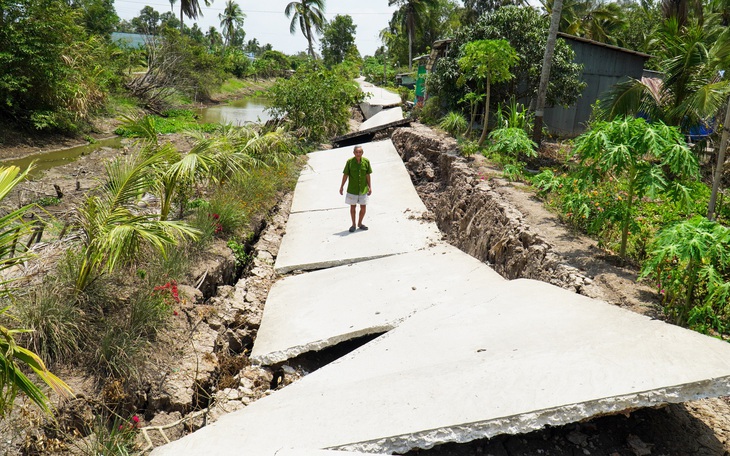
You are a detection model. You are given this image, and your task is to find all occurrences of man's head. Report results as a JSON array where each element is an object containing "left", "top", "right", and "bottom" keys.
[{"left": 353, "top": 146, "right": 364, "bottom": 162}]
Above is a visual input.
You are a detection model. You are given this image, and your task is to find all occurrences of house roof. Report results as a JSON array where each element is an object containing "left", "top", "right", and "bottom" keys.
[{"left": 557, "top": 32, "right": 653, "bottom": 59}]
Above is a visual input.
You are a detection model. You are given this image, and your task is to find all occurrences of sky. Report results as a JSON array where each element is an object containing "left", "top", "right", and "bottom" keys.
[{"left": 113, "top": 0, "right": 397, "bottom": 56}]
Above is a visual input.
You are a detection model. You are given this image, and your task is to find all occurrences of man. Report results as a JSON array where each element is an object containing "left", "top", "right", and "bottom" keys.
[{"left": 339, "top": 145, "right": 373, "bottom": 233}]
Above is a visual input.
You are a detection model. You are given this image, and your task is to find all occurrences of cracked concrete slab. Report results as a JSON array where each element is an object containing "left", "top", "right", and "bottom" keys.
[
  {"left": 292, "top": 158, "right": 424, "bottom": 214},
  {"left": 299, "top": 140, "right": 402, "bottom": 178},
  {"left": 275, "top": 140, "right": 440, "bottom": 273},
  {"left": 252, "top": 243, "right": 505, "bottom": 365},
  {"left": 152, "top": 279, "right": 730, "bottom": 456},
  {"left": 359, "top": 107, "right": 404, "bottom": 131},
  {"left": 357, "top": 79, "right": 401, "bottom": 119},
  {"left": 273, "top": 206, "right": 441, "bottom": 274}
]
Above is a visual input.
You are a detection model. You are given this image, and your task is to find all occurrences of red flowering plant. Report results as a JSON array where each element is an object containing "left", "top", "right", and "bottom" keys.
[{"left": 153, "top": 280, "right": 180, "bottom": 307}]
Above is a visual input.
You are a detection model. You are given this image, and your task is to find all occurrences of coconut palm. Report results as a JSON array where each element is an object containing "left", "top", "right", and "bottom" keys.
[
  {"left": 169, "top": 0, "right": 177, "bottom": 12},
  {"left": 74, "top": 151, "right": 199, "bottom": 294},
  {"left": 388, "top": 0, "right": 439, "bottom": 70},
  {"left": 599, "top": 18, "right": 730, "bottom": 131},
  {"left": 219, "top": 0, "right": 246, "bottom": 50},
  {"left": 541, "top": 0, "right": 626, "bottom": 45},
  {"left": 285, "top": 0, "right": 326, "bottom": 59},
  {"left": 0, "top": 165, "right": 72, "bottom": 416},
  {"left": 179, "top": 0, "right": 214, "bottom": 30},
  {"left": 206, "top": 26, "right": 223, "bottom": 48},
  {"left": 154, "top": 125, "right": 293, "bottom": 222}
]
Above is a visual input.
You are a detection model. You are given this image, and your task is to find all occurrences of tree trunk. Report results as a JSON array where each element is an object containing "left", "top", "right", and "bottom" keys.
[
  {"left": 708, "top": 98, "right": 730, "bottom": 220},
  {"left": 478, "top": 77, "right": 491, "bottom": 147},
  {"left": 532, "top": 0, "right": 564, "bottom": 145},
  {"left": 408, "top": 27, "right": 413, "bottom": 71}
]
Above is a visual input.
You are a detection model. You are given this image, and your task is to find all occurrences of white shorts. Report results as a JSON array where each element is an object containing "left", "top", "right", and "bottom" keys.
[{"left": 345, "top": 192, "right": 368, "bottom": 205}]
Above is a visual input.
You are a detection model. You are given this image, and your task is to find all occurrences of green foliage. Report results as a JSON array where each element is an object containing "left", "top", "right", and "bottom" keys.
[
  {"left": 573, "top": 117, "right": 699, "bottom": 258},
  {"left": 321, "top": 14, "right": 359, "bottom": 67},
  {"left": 430, "top": 6, "right": 584, "bottom": 119},
  {"left": 0, "top": 165, "right": 72, "bottom": 416},
  {"left": 640, "top": 217, "right": 730, "bottom": 334},
  {"left": 458, "top": 139, "right": 482, "bottom": 157},
  {"left": 494, "top": 96, "right": 533, "bottom": 131},
  {"left": 417, "top": 95, "right": 443, "bottom": 125},
  {"left": 72, "top": 411, "right": 139, "bottom": 456},
  {"left": 384, "top": 0, "right": 460, "bottom": 69},
  {"left": 0, "top": 0, "right": 120, "bottom": 131},
  {"left": 227, "top": 239, "right": 252, "bottom": 268},
  {"left": 115, "top": 112, "right": 216, "bottom": 138},
  {"left": 267, "top": 63, "right": 364, "bottom": 142},
  {"left": 15, "top": 283, "right": 82, "bottom": 365},
  {"left": 361, "top": 56, "right": 397, "bottom": 86},
  {"left": 251, "top": 51, "right": 292, "bottom": 78},
  {"left": 439, "top": 111, "right": 468, "bottom": 136},
  {"left": 458, "top": 39, "right": 519, "bottom": 146},
  {"left": 74, "top": 151, "right": 200, "bottom": 293},
  {"left": 485, "top": 127, "right": 537, "bottom": 159}
]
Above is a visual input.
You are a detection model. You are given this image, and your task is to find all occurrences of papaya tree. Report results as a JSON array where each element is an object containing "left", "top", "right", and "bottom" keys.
[
  {"left": 457, "top": 39, "right": 519, "bottom": 146},
  {"left": 574, "top": 117, "right": 699, "bottom": 259},
  {"left": 640, "top": 216, "right": 730, "bottom": 332}
]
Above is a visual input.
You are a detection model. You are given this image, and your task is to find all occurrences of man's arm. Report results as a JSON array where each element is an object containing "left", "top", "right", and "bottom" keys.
[
  {"left": 339, "top": 174, "right": 348, "bottom": 195},
  {"left": 366, "top": 173, "right": 372, "bottom": 196}
]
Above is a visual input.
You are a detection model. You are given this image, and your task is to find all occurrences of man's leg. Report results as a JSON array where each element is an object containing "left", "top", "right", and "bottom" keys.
[
  {"left": 349, "top": 205, "right": 357, "bottom": 231},
  {"left": 358, "top": 204, "right": 367, "bottom": 229}
]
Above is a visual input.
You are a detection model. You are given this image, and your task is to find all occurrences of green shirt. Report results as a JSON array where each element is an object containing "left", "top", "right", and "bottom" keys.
[{"left": 343, "top": 157, "right": 373, "bottom": 195}]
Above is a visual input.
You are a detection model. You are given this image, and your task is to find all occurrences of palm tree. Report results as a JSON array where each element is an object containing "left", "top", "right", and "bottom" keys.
[
  {"left": 0, "top": 166, "right": 72, "bottom": 416},
  {"left": 179, "top": 0, "right": 214, "bottom": 31},
  {"left": 219, "top": 0, "right": 246, "bottom": 50},
  {"left": 388, "top": 0, "right": 439, "bottom": 70},
  {"left": 74, "top": 151, "right": 199, "bottom": 294},
  {"left": 285, "top": 0, "right": 326, "bottom": 59},
  {"left": 541, "top": 0, "right": 625, "bottom": 45},
  {"left": 206, "top": 26, "right": 223, "bottom": 48},
  {"left": 169, "top": 0, "right": 177, "bottom": 12},
  {"left": 599, "top": 18, "right": 730, "bottom": 130}
]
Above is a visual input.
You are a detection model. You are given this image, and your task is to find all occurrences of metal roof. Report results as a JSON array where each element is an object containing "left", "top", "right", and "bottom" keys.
[{"left": 557, "top": 32, "right": 653, "bottom": 59}]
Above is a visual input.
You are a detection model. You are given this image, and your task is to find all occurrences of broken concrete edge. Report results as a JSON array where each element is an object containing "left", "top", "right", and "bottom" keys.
[
  {"left": 275, "top": 449, "right": 389, "bottom": 456},
  {"left": 330, "top": 376, "right": 730, "bottom": 454},
  {"left": 251, "top": 325, "right": 395, "bottom": 366},
  {"left": 274, "top": 253, "right": 403, "bottom": 274}
]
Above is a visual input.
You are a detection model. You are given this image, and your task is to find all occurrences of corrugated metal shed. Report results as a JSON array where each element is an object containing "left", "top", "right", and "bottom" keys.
[{"left": 544, "top": 33, "right": 651, "bottom": 137}]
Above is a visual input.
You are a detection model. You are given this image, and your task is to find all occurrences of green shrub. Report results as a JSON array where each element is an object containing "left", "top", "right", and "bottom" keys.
[
  {"left": 267, "top": 62, "right": 363, "bottom": 142},
  {"left": 417, "top": 95, "right": 442, "bottom": 125},
  {"left": 640, "top": 217, "right": 730, "bottom": 334},
  {"left": 485, "top": 127, "right": 537, "bottom": 160},
  {"left": 439, "top": 112, "right": 468, "bottom": 137}
]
